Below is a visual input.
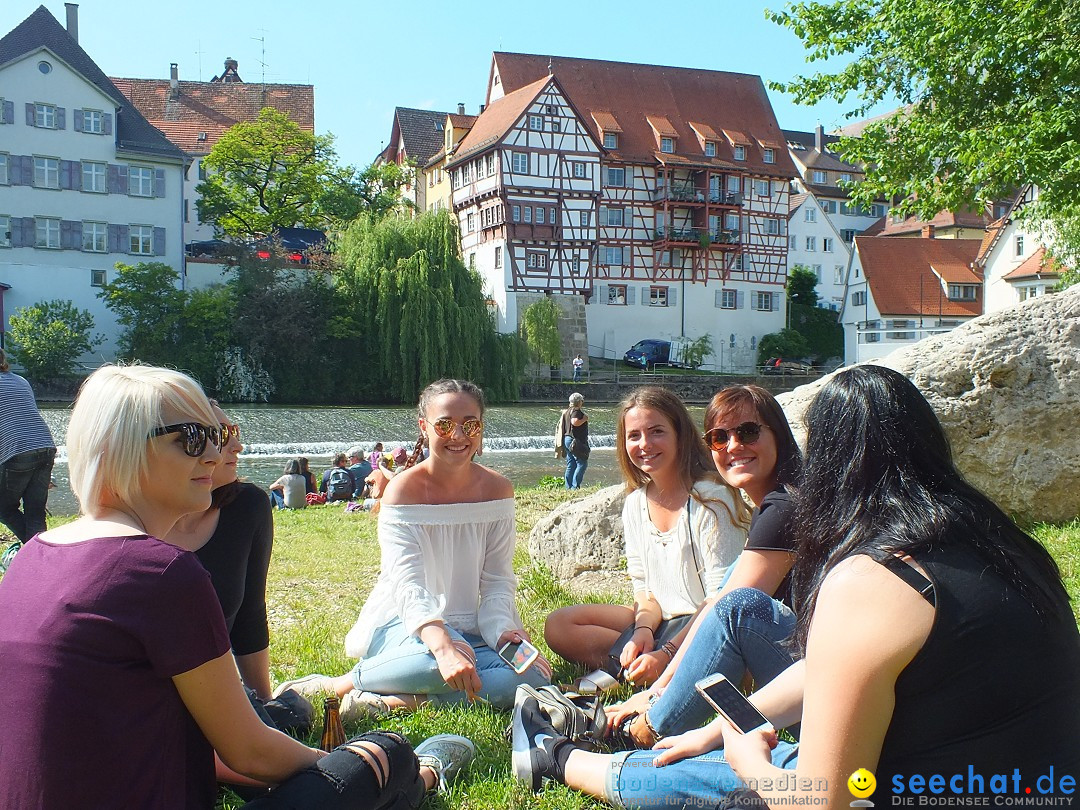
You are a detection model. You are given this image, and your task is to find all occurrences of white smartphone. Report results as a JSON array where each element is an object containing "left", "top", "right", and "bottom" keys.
[
  {"left": 694, "top": 674, "right": 773, "bottom": 734},
  {"left": 498, "top": 638, "right": 540, "bottom": 674}
]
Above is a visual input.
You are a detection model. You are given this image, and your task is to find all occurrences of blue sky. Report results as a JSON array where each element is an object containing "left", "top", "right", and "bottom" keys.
[{"left": 3, "top": 0, "right": 896, "bottom": 168}]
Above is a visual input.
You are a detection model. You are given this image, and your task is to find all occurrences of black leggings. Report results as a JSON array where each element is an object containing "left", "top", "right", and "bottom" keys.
[{"left": 243, "top": 731, "right": 425, "bottom": 810}]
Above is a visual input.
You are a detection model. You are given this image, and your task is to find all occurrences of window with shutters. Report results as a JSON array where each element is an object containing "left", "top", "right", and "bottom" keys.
[
  {"left": 82, "top": 161, "right": 106, "bottom": 193},
  {"left": 36, "top": 217, "right": 60, "bottom": 248},
  {"left": 35, "top": 103, "right": 57, "bottom": 128},
  {"left": 821, "top": 200, "right": 837, "bottom": 214},
  {"left": 0, "top": 215, "right": 10, "bottom": 248},
  {"left": 608, "top": 284, "right": 627, "bottom": 305},
  {"left": 129, "top": 166, "right": 153, "bottom": 197},
  {"left": 83, "top": 109, "right": 104, "bottom": 134},
  {"left": 649, "top": 286, "right": 669, "bottom": 307},
  {"left": 0, "top": 153, "right": 7, "bottom": 185},
  {"left": 603, "top": 246, "right": 623, "bottom": 266},
  {"left": 34, "top": 156, "right": 60, "bottom": 189},
  {"left": 604, "top": 207, "right": 624, "bottom": 227},
  {"left": 720, "top": 289, "right": 737, "bottom": 309},
  {"left": 851, "top": 290, "right": 866, "bottom": 306},
  {"left": 766, "top": 218, "right": 780, "bottom": 235},
  {"left": 130, "top": 224, "right": 153, "bottom": 255},
  {"left": 841, "top": 228, "right": 857, "bottom": 243},
  {"left": 606, "top": 167, "right": 626, "bottom": 187},
  {"left": 753, "top": 291, "right": 774, "bottom": 311},
  {"left": 82, "top": 221, "right": 107, "bottom": 252}
]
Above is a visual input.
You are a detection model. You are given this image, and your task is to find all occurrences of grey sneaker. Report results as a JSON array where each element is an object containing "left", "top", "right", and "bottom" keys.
[
  {"left": 339, "top": 690, "right": 391, "bottom": 724},
  {"left": 272, "top": 673, "right": 333, "bottom": 699},
  {"left": 414, "top": 734, "right": 476, "bottom": 793}
]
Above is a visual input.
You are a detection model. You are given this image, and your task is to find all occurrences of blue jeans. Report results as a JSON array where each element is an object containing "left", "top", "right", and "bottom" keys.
[
  {"left": 606, "top": 740, "right": 799, "bottom": 808},
  {"left": 269, "top": 490, "right": 285, "bottom": 509},
  {"left": 349, "top": 619, "right": 549, "bottom": 709},
  {"left": 244, "top": 730, "right": 425, "bottom": 809},
  {"left": 647, "top": 588, "right": 797, "bottom": 738},
  {"left": 0, "top": 447, "right": 55, "bottom": 542},
  {"left": 564, "top": 435, "right": 587, "bottom": 489}
]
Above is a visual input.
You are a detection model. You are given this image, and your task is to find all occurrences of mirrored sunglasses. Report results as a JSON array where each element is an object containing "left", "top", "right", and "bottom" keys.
[
  {"left": 220, "top": 423, "right": 241, "bottom": 446},
  {"left": 150, "top": 422, "right": 221, "bottom": 457},
  {"left": 704, "top": 421, "right": 764, "bottom": 451},
  {"left": 430, "top": 418, "right": 483, "bottom": 439}
]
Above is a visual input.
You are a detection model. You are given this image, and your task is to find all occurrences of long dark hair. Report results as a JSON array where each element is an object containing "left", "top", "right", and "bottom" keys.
[
  {"left": 704, "top": 384, "right": 801, "bottom": 488},
  {"left": 790, "top": 365, "right": 1068, "bottom": 649}
]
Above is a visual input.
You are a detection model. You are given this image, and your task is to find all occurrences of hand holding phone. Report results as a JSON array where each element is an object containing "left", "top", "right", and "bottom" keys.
[
  {"left": 498, "top": 638, "right": 540, "bottom": 674},
  {"left": 694, "top": 674, "right": 773, "bottom": 734}
]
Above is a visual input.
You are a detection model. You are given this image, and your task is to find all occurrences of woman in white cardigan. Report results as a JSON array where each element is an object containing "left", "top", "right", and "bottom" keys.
[
  {"left": 545, "top": 386, "right": 749, "bottom": 692},
  {"left": 276, "top": 379, "right": 551, "bottom": 717}
]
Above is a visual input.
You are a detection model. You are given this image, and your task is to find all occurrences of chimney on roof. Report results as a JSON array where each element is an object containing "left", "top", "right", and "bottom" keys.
[
  {"left": 922, "top": 224, "right": 936, "bottom": 239},
  {"left": 814, "top": 123, "right": 824, "bottom": 152},
  {"left": 64, "top": 3, "right": 79, "bottom": 43},
  {"left": 457, "top": 103, "right": 465, "bottom": 116},
  {"left": 169, "top": 63, "right": 179, "bottom": 100},
  {"left": 479, "top": 104, "right": 485, "bottom": 114}
]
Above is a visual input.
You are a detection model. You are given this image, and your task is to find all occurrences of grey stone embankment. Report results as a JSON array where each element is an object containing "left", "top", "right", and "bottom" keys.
[{"left": 530, "top": 287, "right": 1080, "bottom": 583}]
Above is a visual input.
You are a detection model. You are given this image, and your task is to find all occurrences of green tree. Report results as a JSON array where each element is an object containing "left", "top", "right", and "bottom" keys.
[
  {"left": 7, "top": 300, "right": 102, "bottom": 383},
  {"left": 520, "top": 297, "right": 562, "bottom": 379},
  {"left": 787, "top": 265, "right": 821, "bottom": 309},
  {"left": 683, "top": 333, "right": 714, "bottom": 369},
  {"left": 757, "top": 328, "right": 810, "bottom": 367},
  {"left": 334, "top": 211, "right": 525, "bottom": 403},
  {"left": 784, "top": 265, "right": 843, "bottom": 362},
  {"left": 98, "top": 262, "right": 185, "bottom": 362},
  {"left": 197, "top": 108, "right": 344, "bottom": 238},
  {"left": 768, "top": 0, "right": 1080, "bottom": 242},
  {"left": 318, "top": 162, "right": 416, "bottom": 223}
]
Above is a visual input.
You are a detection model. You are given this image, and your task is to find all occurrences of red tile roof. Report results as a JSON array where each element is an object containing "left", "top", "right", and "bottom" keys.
[
  {"left": 111, "top": 76, "right": 314, "bottom": 155},
  {"left": 1003, "top": 248, "right": 1064, "bottom": 280},
  {"left": 869, "top": 208, "right": 991, "bottom": 237},
  {"left": 788, "top": 192, "right": 810, "bottom": 217},
  {"left": 490, "top": 52, "right": 795, "bottom": 175},
  {"left": 450, "top": 75, "right": 552, "bottom": 164},
  {"left": 975, "top": 216, "right": 1007, "bottom": 266},
  {"left": 855, "top": 236, "right": 983, "bottom": 317}
]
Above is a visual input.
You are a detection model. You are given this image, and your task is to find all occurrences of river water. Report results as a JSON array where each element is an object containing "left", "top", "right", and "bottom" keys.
[{"left": 38, "top": 403, "right": 704, "bottom": 516}]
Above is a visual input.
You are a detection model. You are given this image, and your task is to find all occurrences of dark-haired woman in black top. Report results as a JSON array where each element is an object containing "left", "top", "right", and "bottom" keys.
[
  {"left": 513, "top": 365, "right": 1080, "bottom": 807},
  {"left": 166, "top": 404, "right": 274, "bottom": 698}
]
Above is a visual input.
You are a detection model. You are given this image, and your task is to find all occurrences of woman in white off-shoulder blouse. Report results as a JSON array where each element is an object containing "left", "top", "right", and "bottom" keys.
[{"left": 275, "top": 379, "right": 551, "bottom": 718}]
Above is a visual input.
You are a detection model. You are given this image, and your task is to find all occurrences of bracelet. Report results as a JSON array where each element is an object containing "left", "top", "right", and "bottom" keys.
[
  {"left": 634, "top": 625, "right": 655, "bottom": 636},
  {"left": 661, "top": 641, "right": 678, "bottom": 659}
]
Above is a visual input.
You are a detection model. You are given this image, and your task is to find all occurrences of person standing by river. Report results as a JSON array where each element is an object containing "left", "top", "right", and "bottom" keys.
[
  {"left": 556, "top": 393, "right": 590, "bottom": 490},
  {"left": 0, "top": 348, "right": 57, "bottom": 558}
]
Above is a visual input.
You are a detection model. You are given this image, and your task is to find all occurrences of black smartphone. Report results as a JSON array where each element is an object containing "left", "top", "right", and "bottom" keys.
[{"left": 694, "top": 674, "right": 773, "bottom": 734}]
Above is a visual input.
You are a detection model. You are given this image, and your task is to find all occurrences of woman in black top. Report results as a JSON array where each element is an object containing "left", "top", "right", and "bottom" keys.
[
  {"left": 513, "top": 366, "right": 1080, "bottom": 806},
  {"left": 166, "top": 404, "right": 274, "bottom": 698}
]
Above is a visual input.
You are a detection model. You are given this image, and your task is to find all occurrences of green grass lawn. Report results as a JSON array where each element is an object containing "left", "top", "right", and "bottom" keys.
[{"left": 15, "top": 495, "right": 1080, "bottom": 808}]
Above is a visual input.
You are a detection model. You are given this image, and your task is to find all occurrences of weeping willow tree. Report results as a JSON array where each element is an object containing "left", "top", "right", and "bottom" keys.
[{"left": 334, "top": 211, "right": 526, "bottom": 403}]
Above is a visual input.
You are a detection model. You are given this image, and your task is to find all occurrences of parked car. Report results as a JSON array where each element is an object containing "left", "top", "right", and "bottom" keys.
[
  {"left": 761, "top": 357, "right": 814, "bottom": 375},
  {"left": 623, "top": 338, "right": 694, "bottom": 369},
  {"left": 185, "top": 239, "right": 230, "bottom": 258}
]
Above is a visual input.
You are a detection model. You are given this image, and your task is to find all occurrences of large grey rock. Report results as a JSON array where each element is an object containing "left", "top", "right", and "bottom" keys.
[
  {"left": 528, "top": 485, "right": 628, "bottom": 581},
  {"left": 777, "top": 285, "right": 1080, "bottom": 523}
]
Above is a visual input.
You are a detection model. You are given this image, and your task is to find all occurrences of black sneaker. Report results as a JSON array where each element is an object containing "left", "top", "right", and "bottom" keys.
[{"left": 511, "top": 688, "right": 569, "bottom": 791}]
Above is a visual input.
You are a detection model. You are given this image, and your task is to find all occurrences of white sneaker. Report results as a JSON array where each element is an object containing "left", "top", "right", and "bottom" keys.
[
  {"left": 272, "top": 673, "right": 334, "bottom": 699},
  {"left": 339, "top": 689, "right": 392, "bottom": 723},
  {"left": 414, "top": 734, "right": 476, "bottom": 793}
]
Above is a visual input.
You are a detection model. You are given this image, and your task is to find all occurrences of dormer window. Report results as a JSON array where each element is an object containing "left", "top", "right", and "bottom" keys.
[
  {"left": 660, "top": 137, "right": 674, "bottom": 153},
  {"left": 734, "top": 145, "right": 746, "bottom": 161},
  {"left": 763, "top": 148, "right": 776, "bottom": 164},
  {"left": 705, "top": 141, "right": 716, "bottom": 157},
  {"left": 604, "top": 132, "right": 618, "bottom": 149},
  {"left": 840, "top": 172, "right": 853, "bottom": 184},
  {"left": 812, "top": 170, "right": 827, "bottom": 184}
]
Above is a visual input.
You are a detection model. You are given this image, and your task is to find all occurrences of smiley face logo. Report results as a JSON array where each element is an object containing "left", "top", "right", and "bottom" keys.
[{"left": 848, "top": 769, "right": 877, "bottom": 799}]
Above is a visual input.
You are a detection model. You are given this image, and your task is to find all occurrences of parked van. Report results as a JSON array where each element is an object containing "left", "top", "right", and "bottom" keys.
[{"left": 623, "top": 337, "right": 693, "bottom": 369}]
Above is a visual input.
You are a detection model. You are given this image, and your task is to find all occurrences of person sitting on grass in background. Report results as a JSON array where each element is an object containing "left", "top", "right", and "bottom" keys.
[
  {"left": 544, "top": 386, "right": 748, "bottom": 694},
  {"left": 297, "top": 457, "right": 317, "bottom": 495},
  {"left": 511, "top": 364, "right": 1080, "bottom": 805},
  {"left": 320, "top": 453, "right": 355, "bottom": 503},
  {"left": 0, "top": 364, "right": 476, "bottom": 809},
  {"left": 269, "top": 460, "right": 307, "bottom": 510},
  {"left": 604, "top": 384, "right": 802, "bottom": 749},
  {"left": 275, "top": 379, "right": 552, "bottom": 720},
  {"left": 346, "top": 447, "right": 373, "bottom": 499},
  {"left": 355, "top": 446, "right": 408, "bottom": 513},
  {"left": 367, "top": 443, "right": 384, "bottom": 470}
]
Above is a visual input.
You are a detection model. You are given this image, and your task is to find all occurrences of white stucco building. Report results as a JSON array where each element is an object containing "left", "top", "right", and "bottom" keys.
[
  {"left": 979, "top": 187, "right": 1062, "bottom": 313},
  {"left": 0, "top": 5, "right": 185, "bottom": 359},
  {"left": 786, "top": 192, "right": 851, "bottom": 311}
]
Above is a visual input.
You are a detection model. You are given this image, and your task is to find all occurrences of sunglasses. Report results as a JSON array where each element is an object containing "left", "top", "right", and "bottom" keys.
[
  {"left": 150, "top": 423, "right": 222, "bottom": 458},
  {"left": 220, "top": 423, "right": 241, "bottom": 446},
  {"left": 430, "top": 418, "right": 484, "bottom": 439},
  {"left": 704, "top": 421, "right": 765, "bottom": 451}
]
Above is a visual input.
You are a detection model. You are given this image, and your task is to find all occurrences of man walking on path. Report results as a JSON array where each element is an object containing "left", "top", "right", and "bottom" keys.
[{"left": 0, "top": 348, "right": 57, "bottom": 546}]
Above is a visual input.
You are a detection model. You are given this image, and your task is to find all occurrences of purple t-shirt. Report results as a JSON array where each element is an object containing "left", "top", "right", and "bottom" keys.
[{"left": 0, "top": 534, "right": 231, "bottom": 809}]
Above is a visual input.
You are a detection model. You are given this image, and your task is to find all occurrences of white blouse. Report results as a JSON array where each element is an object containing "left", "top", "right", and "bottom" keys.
[
  {"left": 622, "top": 479, "right": 747, "bottom": 619},
  {"left": 344, "top": 498, "right": 522, "bottom": 657}
]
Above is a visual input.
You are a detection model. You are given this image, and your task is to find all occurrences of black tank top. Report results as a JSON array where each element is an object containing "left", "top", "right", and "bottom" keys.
[{"left": 872, "top": 542, "right": 1080, "bottom": 797}]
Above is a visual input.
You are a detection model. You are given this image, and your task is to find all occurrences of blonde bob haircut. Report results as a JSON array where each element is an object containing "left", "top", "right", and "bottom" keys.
[{"left": 67, "top": 364, "right": 217, "bottom": 515}]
